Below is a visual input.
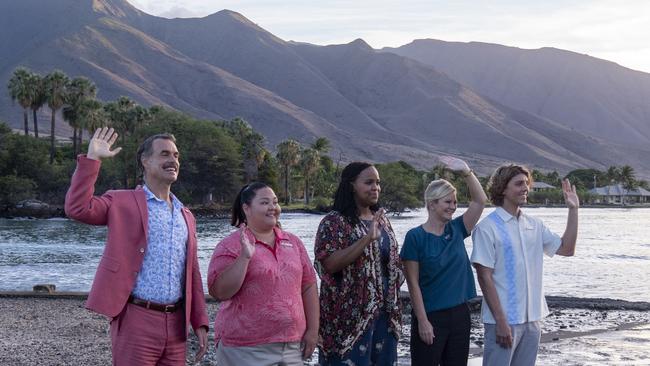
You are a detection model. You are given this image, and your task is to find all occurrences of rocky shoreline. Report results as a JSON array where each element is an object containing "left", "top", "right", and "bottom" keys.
[
  {"left": 3, "top": 201, "right": 650, "bottom": 220},
  {"left": 0, "top": 201, "right": 326, "bottom": 220},
  {"left": 1, "top": 293, "right": 648, "bottom": 365}
]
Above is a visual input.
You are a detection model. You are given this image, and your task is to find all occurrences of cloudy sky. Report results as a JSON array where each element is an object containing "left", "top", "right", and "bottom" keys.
[{"left": 128, "top": 0, "right": 650, "bottom": 73}]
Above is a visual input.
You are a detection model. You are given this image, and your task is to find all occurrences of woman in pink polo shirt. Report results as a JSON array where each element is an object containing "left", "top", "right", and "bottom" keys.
[{"left": 208, "top": 182, "right": 319, "bottom": 365}]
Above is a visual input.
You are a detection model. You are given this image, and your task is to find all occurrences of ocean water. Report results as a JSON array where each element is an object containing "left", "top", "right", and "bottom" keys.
[{"left": 1, "top": 207, "right": 649, "bottom": 302}]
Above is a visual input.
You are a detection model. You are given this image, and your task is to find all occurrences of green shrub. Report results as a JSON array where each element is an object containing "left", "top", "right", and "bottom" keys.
[
  {"left": 0, "top": 175, "right": 36, "bottom": 206},
  {"left": 311, "top": 196, "right": 332, "bottom": 212}
]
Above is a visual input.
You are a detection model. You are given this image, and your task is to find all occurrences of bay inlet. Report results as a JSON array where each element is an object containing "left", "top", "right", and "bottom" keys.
[{"left": 1, "top": 207, "right": 649, "bottom": 302}]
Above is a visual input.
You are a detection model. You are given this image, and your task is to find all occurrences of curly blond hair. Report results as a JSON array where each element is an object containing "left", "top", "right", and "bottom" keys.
[{"left": 487, "top": 164, "right": 532, "bottom": 206}]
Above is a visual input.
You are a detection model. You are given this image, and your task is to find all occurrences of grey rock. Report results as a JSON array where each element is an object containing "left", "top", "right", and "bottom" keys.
[{"left": 33, "top": 284, "right": 56, "bottom": 294}]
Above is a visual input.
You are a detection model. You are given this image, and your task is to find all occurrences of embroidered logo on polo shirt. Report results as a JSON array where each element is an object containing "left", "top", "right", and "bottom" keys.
[{"left": 280, "top": 240, "right": 293, "bottom": 247}]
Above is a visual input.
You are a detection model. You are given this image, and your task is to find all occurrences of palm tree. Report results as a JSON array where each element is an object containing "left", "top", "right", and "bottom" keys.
[
  {"left": 104, "top": 97, "right": 147, "bottom": 136},
  {"left": 620, "top": 166, "right": 636, "bottom": 186},
  {"left": 242, "top": 132, "right": 267, "bottom": 183},
  {"left": 276, "top": 139, "right": 301, "bottom": 205},
  {"left": 620, "top": 165, "right": 637, "bottom": 205},
  {"left": 7, "top": 67, "right": 33, "bottom": 136},
  {"left": 227, "top": 118, "right": 267, "bottom": 182},
  {"left": 606, "top": 166, "right": 621, "bottom": 184},
  {"left": 27, "top": 73, "right": 46, "bottom": 138},
  {"left": 104, "top": 97, "right": 151, "bottom": 187},
  {"left": 78, "top": 100, "right": 106, "bottom": 134},
  {"left": 300, "top": 147, "right": 321, "bottom": 204},
  {"left": 311, "top": 137, "right": 331, "bottom": 154},
  {"left": 45, "top": 70, "right": 70, "bottom": 163},
  {"left": 310, "top": 137, "right": 334, "bottom": 198},
  {"left": 63, "top": 77, "right": 97, "bottom": 156}
]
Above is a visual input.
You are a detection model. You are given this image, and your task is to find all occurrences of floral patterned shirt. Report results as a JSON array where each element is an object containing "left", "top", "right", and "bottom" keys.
[
  {"left": 131, "top": 185, "right": 188, "bottom": 304},
  {"left": 314, "top": 211, "right": 404, "bottom": 357}
]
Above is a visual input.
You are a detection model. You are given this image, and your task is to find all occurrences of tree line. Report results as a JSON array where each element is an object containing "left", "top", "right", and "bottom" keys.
[
  {"left": 8, "top": 68, "right": 96, "bottom": 163},
  {"left": 529, "top": 166, "right": 648, "bottom": 204},
  {"left": 2, "top": 68, "right": 346, "bottom": 211},
  {"left": 3, "top": 68, "right": 649, "bottom": 213}
]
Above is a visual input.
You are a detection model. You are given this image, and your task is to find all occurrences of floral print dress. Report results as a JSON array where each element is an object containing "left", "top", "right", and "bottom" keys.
[{"left": 314, "top": 211, "right": 404, "bottom": 362}]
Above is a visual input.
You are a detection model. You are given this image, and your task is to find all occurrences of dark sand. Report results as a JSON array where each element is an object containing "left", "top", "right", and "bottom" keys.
[{"left": 1, "top": 294, "right": 649, "bottom": 365}]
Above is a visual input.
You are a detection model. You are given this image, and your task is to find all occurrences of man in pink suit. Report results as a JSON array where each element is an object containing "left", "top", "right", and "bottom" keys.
[{"left": 65, "top": 127, "right": 209, "bottom": 365}]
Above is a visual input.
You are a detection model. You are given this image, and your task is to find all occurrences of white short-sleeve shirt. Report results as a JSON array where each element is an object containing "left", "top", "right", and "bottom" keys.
[{"left": 471, "top": 207, "right": 562, "bottom": 324}]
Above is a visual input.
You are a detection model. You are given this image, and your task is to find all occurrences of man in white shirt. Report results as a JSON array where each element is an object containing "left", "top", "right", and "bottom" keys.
[{"left": 471, "top": 164, "right": 578, "bottom": 366}]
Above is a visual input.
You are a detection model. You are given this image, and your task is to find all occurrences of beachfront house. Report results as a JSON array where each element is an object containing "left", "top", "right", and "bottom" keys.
[
  {"left": 532, "top": 181, "right": 556, "bottom": 191},
  {"left": 588, "top": 184, "right": 650, "bottom": 204}
]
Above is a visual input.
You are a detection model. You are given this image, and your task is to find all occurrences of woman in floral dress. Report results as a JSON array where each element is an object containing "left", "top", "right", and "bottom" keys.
[{"left": 314, "top": 162, "right": 404, "bottom": 365}]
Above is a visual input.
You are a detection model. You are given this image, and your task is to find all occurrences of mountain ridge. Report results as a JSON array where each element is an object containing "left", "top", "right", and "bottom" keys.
[
  {"left": 2, "top": 0, "right": 648, "bottom": 177},
  {"left": 383, "top": 39, "right": 650, "bottom": 148}
]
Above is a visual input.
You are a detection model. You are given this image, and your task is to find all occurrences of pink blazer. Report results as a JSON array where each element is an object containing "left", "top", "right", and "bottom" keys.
[{"left": 65, "top": 155, "right": 208, "bottom": 333}]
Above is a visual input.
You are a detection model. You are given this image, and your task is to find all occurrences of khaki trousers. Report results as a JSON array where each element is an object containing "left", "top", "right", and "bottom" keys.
[{"left": 216, "top": 340, "right": 304, "bottom": 366}]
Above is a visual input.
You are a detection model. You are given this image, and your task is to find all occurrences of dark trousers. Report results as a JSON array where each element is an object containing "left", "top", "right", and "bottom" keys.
[{"left": 410, "top": 302, "right": 471, "bottom": 366}]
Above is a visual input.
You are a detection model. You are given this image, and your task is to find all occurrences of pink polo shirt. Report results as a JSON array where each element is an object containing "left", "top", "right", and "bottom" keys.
[{"left": 208, "top": 227, "right": 317, "bottom": 347}]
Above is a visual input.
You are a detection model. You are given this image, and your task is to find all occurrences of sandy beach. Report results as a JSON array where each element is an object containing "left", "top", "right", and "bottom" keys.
[{"left": 1, "top": 293, "right": 649, "bottom": 365}]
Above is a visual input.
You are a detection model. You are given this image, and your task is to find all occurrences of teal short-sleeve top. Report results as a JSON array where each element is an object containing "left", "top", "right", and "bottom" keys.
[{"left": 400, "top": 215, "right": 477, "bottom": 312}]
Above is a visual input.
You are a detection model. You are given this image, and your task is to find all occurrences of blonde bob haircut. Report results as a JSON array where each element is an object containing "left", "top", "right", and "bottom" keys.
[{"left": 424, "top": 179, "right": 456, "bottom": 206}]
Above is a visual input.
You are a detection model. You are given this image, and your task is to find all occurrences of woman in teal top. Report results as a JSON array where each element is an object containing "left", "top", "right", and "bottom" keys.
[{"left": 400, "top": 156, "right": 487, "bottom": 366}]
